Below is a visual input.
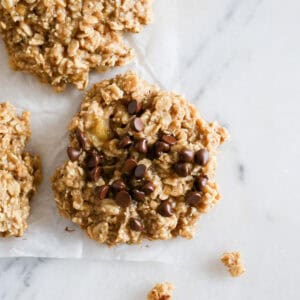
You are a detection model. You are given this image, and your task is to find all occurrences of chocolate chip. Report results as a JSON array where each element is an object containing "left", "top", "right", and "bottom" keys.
[
  {"left": 123, "top": 158, "right": 137, "bottom": 174},
  {"left": 185, "top": 191, "right": 202, "bottom": 206},
  {"left": 135, "top": 139, "right": 148, "bottom": 154},
  {"left": 111, "top": 179, "right": 126, "bottom": 192},
  {"left": 154, "top": 141, "right": 170, "bottom": 156},
  {"left": 157, "top": 201, "right": 173, "bottom": 217},
  {"left": 132, "top": 189, "right": 145, "bottom": 202},
  {"left": 97, "top": 185, "right": 109, "bottom": 200},
  {"left": 129, "top": 218, "right": 144, "bottom": 232},
  {"left": 86, "top": 150, "right": 102, "bottom": 168},
  {"left": 119, "top": 136, "right": 132, "bottom": 148},
  {"left": 67, "top": 147, "right": 81, "bottom": 161},
  {"left": 115, "top": 191, "right": 131, "bottom": 208},
  {"left": 131, "top": 117, "right": 144, "bottom": 132},
  {"left": 161, "top": 134, "right": 177, "bottom": 145},
  {"left": 179, "top": 149, "right": 194, "bottom": 163},
  {"left": 87, "top": 166, "right": 101, "bottom": 182},
  {"left": 195, "top": 149, "right": 209, "bottom": 166},
  {"left": 134, "top": 164, "right": 147, "bottom": 179},
  {"left": 75, "top": 129, "right": 87, "bottom": 149},
  {"left": 174, "top": 163, "right": 191, "bottom": 177},
  {"left": 141, "top": 181, "right": 154, "bottom": 195},
  {"left": 128, "top": 100, "right": 142, "bottom": 115},
  {"left": 194, "top": 175, "right": 209, "bottom": 191}
]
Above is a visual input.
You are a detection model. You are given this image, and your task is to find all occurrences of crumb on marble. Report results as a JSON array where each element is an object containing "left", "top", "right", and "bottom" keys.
[
  {"left": 147, "top": 282, "right": 175, "bottom": 300},
  {"left": 221, "top": 251, "right": 245, "bottom": 277}
]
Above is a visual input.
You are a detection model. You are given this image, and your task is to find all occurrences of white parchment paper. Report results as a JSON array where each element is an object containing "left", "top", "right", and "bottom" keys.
[{"left": 0, "top": 0, "right": 208, "bottom": 261}]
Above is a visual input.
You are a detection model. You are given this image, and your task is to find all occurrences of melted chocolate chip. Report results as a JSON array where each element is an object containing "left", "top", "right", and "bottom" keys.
[
  {"left": 129, "top": 218, "right": 144, "bottom": 232},
  {"left": 154, "top": 141, "right": 170, "bottom": 156},
  {"left": 185, "top": 191, "right": 202, "bottom": 206},
  {"left": 75, "top": 129, "right": 87, "bottom": 149},
  {"left": 194, "top": 175, "right": 209, "bottom": 191},
  {"left": 97, "top": 185, "right": 109, "bottom": 200},
  {"left": 128, "top": 100, "right": 142, "bottom": 115},
  {"left": 157, "top": 201, "right": 173, "bottom": 217},
  {"left": 195, "top": 149, "right": 209, "bottom": 166},
  {"left": 115, "top": 191, "right": 131, "bottom": 208},
  {"left": 161, "top": 134, "right": 177, "bottom": 145},
  {"left": 132, "top": 189, "right": 145, "bottom": 202},
  {"left": 134, "top": 164, "right": 147, "bottom": 179},
  {"left": 141, "top": 181, "right": 155, "bottom": 195},
  {"left": 135, "top": 139, "right": 148, "bottom": 154},
  {"left": 123, "top": 158, "right": 137, "bottom": 174},
  {"left": 86, "top": 150, "right": 102, "bottom": 168},
  {"left": 111, "top": 179, "right": 126, "bottom": 192},
  {"left": 131, "top": 117, "right": 144, "bottom": 132},
  {"left": 179, "top": 149, "right": 194, "bottom": 163},
  {"left": 67, "top": 147, "right": 81, "bottom": 161},
  {"left": 87, "top": 166, "right": 101, "bottom": 182},
  {"left": 174, "top": 163, "right": 191, "bottom": 177},
  {"left": 119, "top": 136, "right": 132, "bottom": 148}
]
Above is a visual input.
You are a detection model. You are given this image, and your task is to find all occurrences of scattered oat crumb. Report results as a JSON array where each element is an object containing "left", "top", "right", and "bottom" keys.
[
  {"left": 147, "top": 282, "right": 175, "bottom": 300},
  {"left": 221, "top": 251, "right": 245, "bottom": 277},
  {"left": 65, "top": 226, "right": 75, "bottom": 232}
]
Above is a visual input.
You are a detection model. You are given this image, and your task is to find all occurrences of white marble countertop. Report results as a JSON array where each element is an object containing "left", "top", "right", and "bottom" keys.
[{"left": 1, "top": 0, "right": 300, "bottom": 299}]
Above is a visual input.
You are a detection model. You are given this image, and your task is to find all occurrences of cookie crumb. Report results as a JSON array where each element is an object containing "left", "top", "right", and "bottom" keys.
[
  {"left": 65, "top": 226, "right": 75, "bottom": 232},
  {"left": 221, "top": 251, "right": 245, "bottom": 277},
  {"left": 147, "top": 282, "right": 175, "bottom": 300}
]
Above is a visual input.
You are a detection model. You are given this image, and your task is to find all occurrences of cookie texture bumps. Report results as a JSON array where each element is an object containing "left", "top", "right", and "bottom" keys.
[
  {"left": 0, "top": 0, "right": 152, "bottom": 91},
  {"left": 147, "top": 282, "right": 174, "bottom": 300},
  {"left": 221, "top": 252, "right": 246, "bottom": 277},
  {"left": 0, "top": 102, "right": 41, "bottom": 237},
  {"left": 52, "top": 72, "right": 228, "bottom": 246}
]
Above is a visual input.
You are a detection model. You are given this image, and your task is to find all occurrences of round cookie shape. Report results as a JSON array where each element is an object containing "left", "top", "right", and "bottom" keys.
[{"left": 52, "top": 72, "right": 228, "bottom": 246}]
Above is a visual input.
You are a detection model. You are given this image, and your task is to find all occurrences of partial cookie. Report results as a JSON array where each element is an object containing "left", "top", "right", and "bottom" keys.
[
  {"left": 147, "top": 282, "right": 174, "bottom": 300},
  {"left": 0, "top": 102, "right": 41, "bottom": 237},
  {"left": 0, "top": 0, "right": 153, "bottom": 91},
  {"left": 52, "top": 72, "right": 228, "bottom": 246},
  {"left": 221, "top": 251, "right": 246, "bottom": 277}
]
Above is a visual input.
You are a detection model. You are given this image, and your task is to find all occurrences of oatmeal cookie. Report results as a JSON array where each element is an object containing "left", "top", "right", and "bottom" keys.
[
  {"left": 52, "top": 72, "right": 228, "bottom": 246},
  {"left": 221, "top": 251, "right": 245, "bottom": 277},
  {"left": 147, "top": 282, "right": 174, "bottom": 300},
  {"left": 0, "top": 102, "right": 41, "bottom": 237},
  {"left": 0, "top": 0, "right": 153, "bottom": 91}
]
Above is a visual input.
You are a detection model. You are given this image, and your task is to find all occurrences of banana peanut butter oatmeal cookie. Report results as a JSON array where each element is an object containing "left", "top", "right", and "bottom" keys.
[
  {"left": 0, "top": 0, "right": 152, "bottom": 91},
  {"left": 52, "top": 72, "right": 228, "bottom": 246},
  {"left": 221, "top": 251, "right": 246, "bottom": 277},
  {"left": 0, "top": 102, "right": 41, "bottom": 237},
  {"left": 147, "top": 282, "right": 174, "bottom": 300}
]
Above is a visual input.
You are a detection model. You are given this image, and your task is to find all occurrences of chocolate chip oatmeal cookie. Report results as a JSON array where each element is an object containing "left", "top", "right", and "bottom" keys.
[
  {"left": 52, "top": 72, "right": 228, "bottom": 246},
  {"left": 0, "top": 102, "right": 41, "bottom": 237},
  {"left": 0, "top": 0, "right": 152, "bottom": 91}
]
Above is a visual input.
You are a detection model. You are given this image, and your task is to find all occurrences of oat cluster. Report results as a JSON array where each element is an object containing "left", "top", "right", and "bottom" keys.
[
  {"left": 0, "top": 102, "right": 41, "bottom": 237},
  {"left": 221, "top": 251, "right": 246, "bottom": 277},
  {"left": 52, "top": 72, "right": 228, "bottom": 246},
  {"left": 0, "top": 0, "right": 153, "bottom": 91},
  {"left": 147, "top": 282, "right": 175, "bottom": 300}
]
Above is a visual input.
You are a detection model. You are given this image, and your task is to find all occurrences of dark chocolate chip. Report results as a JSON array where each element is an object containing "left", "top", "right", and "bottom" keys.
[
  {"left": 134, "top": 164, "right": 147, "bottom": 179},
  {"left": 185, "top": 191, "right": 202, "bottom": 206},
  {"left": 179, "top": 149, "right": 194, "bottom": 163},
  {"left": 195, "top": 149, "right": 209, "bottom": 166},
  {"left": 161, "top": 134, "right": 177, "bottom": 145},
  {"left": 86, "top": 150, "right": 102, "bottom": 168},
  {"left": 115, "top": 191, "right": 131, "bottom": 208},
  {"left": 67, "top": 147, "right": 81, "bottom": 161},
  {"left": 119, "top": 136, "right": 132, "bottom": 148},
  {"left": 123, "top": 158, "right": 137, "bottom": 174},
  {"left": 135, "top": 139, "right": 148, "bottom": 154},
  {"left": 87, "top": 166, "right": 101, "bottom": 182},
  {"left": 157, "top": 201, "right": 173, "bottom": 217},
  {"left": 111, "top": 179, "right": 126, "bottom": 192},
  {"left": 194, "top": 175, "right": 209, "bottom": 191},
  {"left": 141, "top": 181, "right": 155, "bottom": 195},
  {"left": 132, "top": 189, "right": 145, "bottom": 202},
  {"left": 75, "top": 129, "right": 87, "bottom": 149},
  {"left": 131, "top": 117, "right": 144, "bottom": 132},
  {"left": 97, "top": 185, "right": 109, "bottom": 200},
  {"left": 154, "top": 141, "right": 170, "bottom": 156},
  {"left": 174, "top": 163, "right": 191, "bottom": 177},
  {"left": 128, "top": 100, "right": 142, "bottom": 115},
  {"left": 129, "top": 218, "right": 144, "bottom": 232}
]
